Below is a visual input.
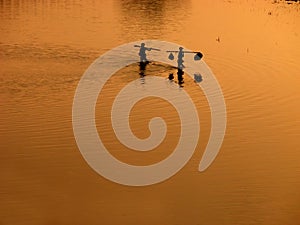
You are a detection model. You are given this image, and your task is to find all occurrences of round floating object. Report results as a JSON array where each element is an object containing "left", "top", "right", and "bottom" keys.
[
  {"left": 194, "top": 52, "right": 203, "bottom": 61},
  {"left": 194, "top": 73, "right": 203, "bottom": 83},
  {"left": 168, "top": 53, "right": 174, "bottom": 60}
]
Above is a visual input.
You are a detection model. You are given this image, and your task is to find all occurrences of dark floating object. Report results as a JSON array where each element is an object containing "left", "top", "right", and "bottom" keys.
[
  {"left": 194, "top": 52, "right": 203, "bottom": 61},
  {"left": 168, "top": 53, "right": 174, "bottom": 60},
  {"left": 194, "top": 73, "right": 203, "bottom": 83}
]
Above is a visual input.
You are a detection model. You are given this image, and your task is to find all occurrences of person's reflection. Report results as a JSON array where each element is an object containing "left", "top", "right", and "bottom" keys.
[
  {"left": 177, "top": 68, "right": 184, "bottom": 87},
  {"left": 139, "top": 60, "right": 148, "bottom": 84}
]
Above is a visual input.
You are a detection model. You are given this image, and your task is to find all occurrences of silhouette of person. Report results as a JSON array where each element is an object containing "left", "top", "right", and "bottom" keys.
[
  {"left": 177, "top": 47, "right": 185, "bottom": 69},
  {"left": 139, "top": 43, "right": 152, "bottom": 62}
]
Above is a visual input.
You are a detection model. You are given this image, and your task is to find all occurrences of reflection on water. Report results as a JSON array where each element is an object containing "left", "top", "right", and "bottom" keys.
[
  {"left": 1, "top": 0, "right": 300, "bottom": 224},
  {"left": 118, "top": 0, "right": 191, "bottom": 40}
]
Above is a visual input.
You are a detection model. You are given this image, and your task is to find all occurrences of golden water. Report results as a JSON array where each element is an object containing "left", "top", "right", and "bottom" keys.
[{"left": 1, "top": 0, "right": 300, "bottom": 224}]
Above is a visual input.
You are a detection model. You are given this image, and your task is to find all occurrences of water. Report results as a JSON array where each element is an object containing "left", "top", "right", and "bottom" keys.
[{"left": 1, "top": 0, "right": 300, "bottom": 224}]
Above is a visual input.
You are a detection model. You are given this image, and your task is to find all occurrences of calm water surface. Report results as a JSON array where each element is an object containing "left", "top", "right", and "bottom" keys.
[{"left": 1, "top": 0, "right": 300, "bottom": 225}]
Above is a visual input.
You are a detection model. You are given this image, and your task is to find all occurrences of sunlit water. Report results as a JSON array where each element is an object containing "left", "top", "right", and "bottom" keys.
[{"left": 1, "top": 0, "right": 300, "bottom": 224}]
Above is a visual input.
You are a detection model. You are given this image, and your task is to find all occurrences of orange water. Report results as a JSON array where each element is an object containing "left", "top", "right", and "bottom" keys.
[{"left": 1, "top": 0, "right": 300, "bottom": 224}]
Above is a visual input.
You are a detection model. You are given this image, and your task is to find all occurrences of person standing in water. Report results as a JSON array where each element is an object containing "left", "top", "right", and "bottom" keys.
[
  {"left": 134, "top": 43, "right": 152, "bottom": 83},
  {"left": 138, "top": 43, "right": 152, "bottom": 63},
  {"left": 177, "top": 47, "right": 185, "bottom": 85},
  {"left": 177, "top": 47, "right": 185, "bottom": 69}
]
